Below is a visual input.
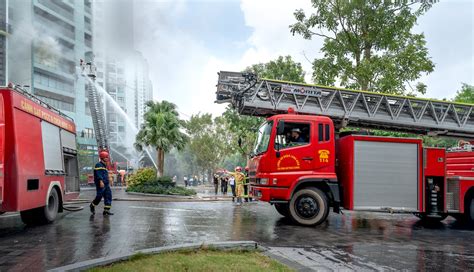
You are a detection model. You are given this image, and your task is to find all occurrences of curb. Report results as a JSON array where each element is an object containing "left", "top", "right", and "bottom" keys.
[{"left": 48, "top": 241, "right": 259, "bottom": 272}]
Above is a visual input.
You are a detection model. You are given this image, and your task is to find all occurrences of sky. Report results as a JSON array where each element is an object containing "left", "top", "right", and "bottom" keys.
[{"left": 134, "top": 0, "right": 474, "bottom": 118}]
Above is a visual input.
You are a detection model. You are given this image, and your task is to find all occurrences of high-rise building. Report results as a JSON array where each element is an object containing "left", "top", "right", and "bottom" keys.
[
  {"left": 7, "top": 0, "right": 96, "bottom": 150},
  {"left": 0, "top": 0, "right": 8, "bottom": 86},
  {"left": 93, "top": 0, "right": 154, "bottom": 163}
]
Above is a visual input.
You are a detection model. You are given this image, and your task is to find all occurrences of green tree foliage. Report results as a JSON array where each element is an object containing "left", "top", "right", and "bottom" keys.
[
  {"left": 221, "top": 56, "right": 305, "bottom": 162},
  {"left": 454, "top": 83, "right": 474, "bottom": 104},
  {"left": 135, "top": 101, "right": 188, "bottom": 177},
  {"left": 185, "top": 113, "right": 230, "bottom": 176},
  {"left": 222, "top": 106, "right": 264, "bottom": 158},
  {"left": 246, "top": 55, "right": 306, "bottom": 83},
  {"left": 290, "top": 0, "right": 434, "bottom": 95}
]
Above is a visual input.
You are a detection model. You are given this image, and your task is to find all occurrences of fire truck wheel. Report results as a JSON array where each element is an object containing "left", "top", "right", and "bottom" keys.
[
  {"left": 274, "top": 203, "right": 290, "bottom": 217},
  {"left": 20, "top": 189, "right": 59, "bottom": 225},
  {"left": 289, "top": 187, "right": 329, "bottom": 226},
  {"left": 42, "top": 189, "right": 60, "bottom": 223},
  {"left": 466, "top": 195, "right": 474, "bottom": 224}
]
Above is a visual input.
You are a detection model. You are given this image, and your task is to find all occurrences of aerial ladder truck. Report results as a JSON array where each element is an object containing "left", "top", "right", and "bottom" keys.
[{"left": 215, "top": 71, "right": 474, "bottom": 226}]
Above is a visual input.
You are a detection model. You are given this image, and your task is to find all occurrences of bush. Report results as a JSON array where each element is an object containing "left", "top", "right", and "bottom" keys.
[
  {"left": 127, "top": 168, "right": 156, "bottom": 187},
  {"left": 126, "top": 168, "right": 196, "bottom": 196},
  {"left": 127, "top": 184, "right": 196, "bottom": 196}
]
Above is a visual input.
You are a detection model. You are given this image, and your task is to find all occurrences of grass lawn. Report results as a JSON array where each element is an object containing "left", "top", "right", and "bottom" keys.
[{"left": 88, "top": 249, "right": 294, "bottom": 272}]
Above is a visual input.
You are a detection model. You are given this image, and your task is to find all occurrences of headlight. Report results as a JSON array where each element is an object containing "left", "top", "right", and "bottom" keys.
[{"left": 260, "top": 178, "right": 268, "bottom": 185}]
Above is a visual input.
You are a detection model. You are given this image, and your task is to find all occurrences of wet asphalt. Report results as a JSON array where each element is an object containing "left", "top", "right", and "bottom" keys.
[{"left": 1, "top": 188, "right": 473, "bottom": 271}]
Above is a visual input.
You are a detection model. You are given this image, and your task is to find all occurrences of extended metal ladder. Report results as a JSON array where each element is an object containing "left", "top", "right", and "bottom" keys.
[
  {"left": 87, "top": 82, "right": 108, "bottom": 150},
  {"left": 215, "top": 71, "right": 474, "bottom": 138},
  {"left": 81, "top": 59, "right": 109, "bottom": 150}
]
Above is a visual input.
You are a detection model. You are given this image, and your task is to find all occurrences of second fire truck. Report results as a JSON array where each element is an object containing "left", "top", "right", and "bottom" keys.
[{"left": 216, "top": 72, "right": 474, "bottom": 226}]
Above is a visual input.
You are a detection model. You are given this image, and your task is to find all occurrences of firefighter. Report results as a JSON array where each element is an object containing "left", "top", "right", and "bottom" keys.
[
  {"left": 228, "top": 166, "right": 246, "bottom": 205},
  {"left": 89, "top": 151, "right": 114, "bottom": 216}
]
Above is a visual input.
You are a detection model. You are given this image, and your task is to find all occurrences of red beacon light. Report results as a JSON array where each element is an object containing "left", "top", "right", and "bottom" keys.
[{"left": 287, "top": 107, "right": 296, "bottom": 114}]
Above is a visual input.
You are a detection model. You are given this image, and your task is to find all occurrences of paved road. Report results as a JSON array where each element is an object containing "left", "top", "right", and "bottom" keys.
[{"left": 1, "top": 188, "right": 473, "bottom": 271}]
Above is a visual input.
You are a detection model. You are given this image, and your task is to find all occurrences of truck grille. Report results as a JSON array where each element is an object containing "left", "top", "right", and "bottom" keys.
[{"left": 446, "top": 179, "right": 460, "bottom": 211}]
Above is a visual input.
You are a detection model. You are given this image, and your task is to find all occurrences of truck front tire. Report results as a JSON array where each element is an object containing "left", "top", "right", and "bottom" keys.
[
  {"left": 274, "top": 203, "right": 290, "bottom": 217},
  {"left": 20, "top": 188, "right": 59, "bottom": 225},
  {"left": 465, "top": 194, "right": 474, "bottom": 224},
  {"left": 289, "top": 187, "right": 329, "bottom": 226}
]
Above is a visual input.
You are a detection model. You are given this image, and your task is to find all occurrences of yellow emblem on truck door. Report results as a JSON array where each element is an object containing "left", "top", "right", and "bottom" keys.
[{"left": 318, "top": 149, "right": 329, "bottom": 163}]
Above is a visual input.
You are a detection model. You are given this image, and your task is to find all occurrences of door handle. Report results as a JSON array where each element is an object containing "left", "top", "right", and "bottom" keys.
[{"left": 302, "top": 157, "right": 313, "bottom": 161}]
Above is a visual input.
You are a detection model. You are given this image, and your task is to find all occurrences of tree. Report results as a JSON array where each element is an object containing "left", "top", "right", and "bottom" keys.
[
  {"left": 454, "top": 83, "right": 474, "bottom": 104},
  {"left": 246, "top": 55, "right": 306, "bottom": 83},
  {"left": 290, "top": 0, "right": 434, "bottom": 95},
  {"left": 222, "top": 106, "right": 263, "bottom": 158},
  {"left": 185, "top": 113, "right": 230, "bottom": 179},
  {"left": 135, "top": 101, "right": 187, "bottom": 177}
]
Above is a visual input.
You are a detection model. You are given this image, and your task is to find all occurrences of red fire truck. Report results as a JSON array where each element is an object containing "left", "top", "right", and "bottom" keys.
[
  {"left": 216, "top": 72, "right": 474, "bottom": 226},
  {"left": 0, "top": 86, "right": 80, "bottom": 225}
]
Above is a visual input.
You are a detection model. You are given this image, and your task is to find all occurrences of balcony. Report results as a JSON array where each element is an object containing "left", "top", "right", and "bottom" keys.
[
  {"left": 34, "top": 12, "right": 75, "bottom": 40},
  {"left": 35, "top": 0, "right": 74, "bottom": 24}
]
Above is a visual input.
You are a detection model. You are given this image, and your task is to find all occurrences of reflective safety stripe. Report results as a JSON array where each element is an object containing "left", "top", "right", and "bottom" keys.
[
  {"left": 94, "top": 167, "right": 107, "bottom": 170},
  {"left": 104, "top": 205, "right": 112, "bottom": 208}
]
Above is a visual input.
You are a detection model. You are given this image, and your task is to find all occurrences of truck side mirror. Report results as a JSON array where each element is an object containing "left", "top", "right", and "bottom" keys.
[{"left": 277, "top": 120, "right": 285, "bottom": 135}]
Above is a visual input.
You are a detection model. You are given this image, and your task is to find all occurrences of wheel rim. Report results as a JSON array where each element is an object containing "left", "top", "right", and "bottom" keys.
[{"left": 295, "top": 195, "right": 319, "bottom": 219}]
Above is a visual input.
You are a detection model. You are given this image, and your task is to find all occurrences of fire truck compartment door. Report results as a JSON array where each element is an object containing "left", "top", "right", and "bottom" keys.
[
  {"left": 353, "top": 140, "right": 419, "bottom": 211},
  {"left": 0, "top": 95, "right": 4, "bottom": 204},
  {"left": 41, "top": 121, "right": 64, "bottom": 172},
  {"left": 60, "top": 129, "right": 76, "bottom": 151}
]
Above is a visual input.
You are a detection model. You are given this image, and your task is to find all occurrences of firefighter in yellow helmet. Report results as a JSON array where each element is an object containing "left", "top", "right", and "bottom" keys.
[{"left": 227, "top": 166, "right": 246, "bottom": 205}]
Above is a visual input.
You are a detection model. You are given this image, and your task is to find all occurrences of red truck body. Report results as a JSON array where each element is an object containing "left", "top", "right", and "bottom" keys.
[
  {"left": 249, "top": 112, "right": 474, "bottom": 226},
  {"left": 0, "top": 87, "right": 80, "bottom": 223}
]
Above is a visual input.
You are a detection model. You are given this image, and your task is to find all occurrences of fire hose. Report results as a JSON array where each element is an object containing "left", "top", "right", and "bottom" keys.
[{"left": 62, "top": 200, "right": 90, "bottom": 212}]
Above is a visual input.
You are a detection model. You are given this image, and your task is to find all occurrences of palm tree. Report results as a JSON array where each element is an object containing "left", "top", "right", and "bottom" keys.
[{"left": 134, "top": 100, "right": 187, "bottom": 177}]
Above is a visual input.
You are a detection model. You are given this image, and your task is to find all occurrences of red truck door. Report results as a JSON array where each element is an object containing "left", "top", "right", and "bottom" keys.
[
  {"left": 274, "top": 120, "right": 314, "bottom": 173},
  {"left": 0, "top": 94, "right": 4, "bottom": 205}
]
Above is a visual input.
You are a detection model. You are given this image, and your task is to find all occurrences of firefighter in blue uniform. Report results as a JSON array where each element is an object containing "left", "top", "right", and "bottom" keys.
[{"left": 89, "top": 151, "right": 114, "bottom": 215}]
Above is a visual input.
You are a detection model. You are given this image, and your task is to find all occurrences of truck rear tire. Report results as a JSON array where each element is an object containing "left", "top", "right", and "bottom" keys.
[
  {"left": 289, "top": 187, "right": 329, "bottom": 226},
  {"left": 274, "top": 203, "right": 290, "bottom": 217},
  {"left": 20, "top": 189, "right": 59, "bottom": 225},
  {"left": 465, "top": 195, "right": 474, "bottom": 224}
]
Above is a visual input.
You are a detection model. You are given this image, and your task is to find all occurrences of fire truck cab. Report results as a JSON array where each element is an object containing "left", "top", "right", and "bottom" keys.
[
  {"left": 249, "top": 111, "right": 474, "bottom": 226},
  {"left": 0, "top": 87, "right": 80, "bottom": 225}
]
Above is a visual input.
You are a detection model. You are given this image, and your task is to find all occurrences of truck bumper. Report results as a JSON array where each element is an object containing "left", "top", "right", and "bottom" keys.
[{"left": 251, "top": 185, "right": 289, "bottom": 202}]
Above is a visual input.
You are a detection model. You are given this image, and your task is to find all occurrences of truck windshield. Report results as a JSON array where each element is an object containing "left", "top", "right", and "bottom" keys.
[{"left": 253, "top": 121, "right": 273, "bottom": 155}]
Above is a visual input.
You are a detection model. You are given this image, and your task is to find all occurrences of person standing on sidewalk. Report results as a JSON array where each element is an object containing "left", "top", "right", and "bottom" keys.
[
  {"left": 213, "top": 174, "right": 219, "bottom": 195},
  {"left": 229, "top": 175, "right": 236, "bottom": 202},
  {"left": 221, "top": 176, "right": 228, "bottom": 195},
  {"left": 89, "top": 151, "right": 113, "bottom": 216}
]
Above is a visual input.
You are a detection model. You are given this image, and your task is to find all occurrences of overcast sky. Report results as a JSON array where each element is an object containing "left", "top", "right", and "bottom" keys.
[{"left": 134, "top": 0, "right": 474, "bottom": 118}]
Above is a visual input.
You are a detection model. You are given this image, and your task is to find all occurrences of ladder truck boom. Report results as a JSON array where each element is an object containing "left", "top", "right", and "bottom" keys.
[
  {"left": 80, "top": 59, "right": 109, "bottom": 152},
  {"left": 80, "top": 58, "right": 117, "bottom": 177},
  {"left": 215, "top": 71, "right": 474, "bottom": 138}
]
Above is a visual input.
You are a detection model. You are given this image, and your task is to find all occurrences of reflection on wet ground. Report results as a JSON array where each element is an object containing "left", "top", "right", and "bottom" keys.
[{"left": 0, "top": 189, "right": 473, "bottom": 271}]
